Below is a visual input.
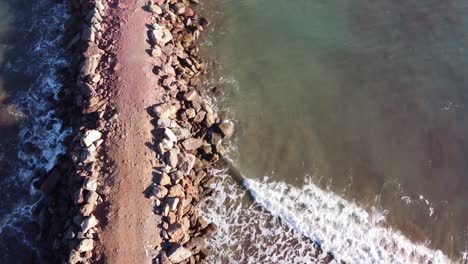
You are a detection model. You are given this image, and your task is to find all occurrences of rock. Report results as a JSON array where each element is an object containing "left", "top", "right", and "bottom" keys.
[
  {"left": 193, "top": 111, "right": 205, "bottom": 123},
  {"left": 151, "top": 185, "right": 168, "bottom": 199},
  {"left": 40, "top": 168, "right": 61, "bottom": 195},
  {"left": 164, "top": 128, "right": 178, "bottom": 142},
  {"left": 204, "top": 104, "right": 215, "bottom": 127},
  {"left": 210, "top": 132, "right": 223, "bottom": 146},
  {"left": 68, "top": 250, "right": 81, "bottom": 264},
  {"left": 152, "top": 103, "right": 179, "bottom": 119},
  {"left": 85, "top": 191, "right": 99, "bottom": 205},
  {"left": 80, "top": 204, "right": 94, "bottom": 217},
  {"left": 172, "top": 127, "right": 191, "bottom": 141},
  {"left": 167, "top": 212, "right": 177, "bottom": 224},
  {"left": 158, "top": 138, "right": 174, "bottom": 154},
  {"left": 185, "top": 108, "right": 196, "bottom": 119},
  {"left": 164, "top": 149, "right": 179, "bottom": 167},
  {"left": 157, "top": 173, "right": 171, "bottom": 185},
  {"left": 82, "top": 130, "right": 102, "bottom": 147},
  {"left": 160, "top": 251, "right": 171, "bottom": 264},
  {"left": 81, "top": 215, "right": 98, "bottom": 234},
  {"left": 168, "top": 184, "right": 185, "bottom": 198},
  {"left": 166, "top": 198, "right": 179, "bottom": 211},
  {"left": 177, "top": 153, "right": 195, "bottom": 174},
  {"left": 162, "top": 203, "right": 170, "bottom": 216},
  {"left": 149, "top": 4, "right": 162, "bottom": 14},
  {"left": 185, "top": 237, "right": 206, "bottom": 250},
  {"left": 83, "top": 177, "right": 98, "bottom": 191},
  {"left": 151, "top": 46, "right": 163, "bottom": 57},
  {"left": 184, "top": 90, "right": 200, "bottom": 102},
  {"left": 200, "top": 223, "right": 218, "bottom": 237},
  {"left": 77, "top": 239, "right": 94, "bottom": 252},
  {"left": 169, "top": 171, "right": 184, "bottom": 183},
  {"left": 181, "top": 138, "right": 203, "bottom": 151},
  {"left": 218, "top": 120, "right": 235, "bottom": 138},
  {"left": 80, "top": 56, "right": 99, "bottom": 77},
  {"left": 157, "top": 116, "right": 172, "bottom": 128},
  {"left": 168, "top": 245, "right": 192, "bottom": 263},
  {"left": 167, "top": 223, "right": 185, "bottom": 241},
  {"left": 171, "top": 3, "right": 185, "bottom": 15},
  {"left": 184, "top": 7, "right": 195, "bottom": 17},
  {"left": 77, "top": 81, "right": 96, "bottom": 96}
]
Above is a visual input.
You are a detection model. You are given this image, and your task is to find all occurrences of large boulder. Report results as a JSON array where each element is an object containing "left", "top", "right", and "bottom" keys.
[
  {"left": 151, "top": 185, "right": 168, "bottom": 199},
  {"left": 77, "top": 239, "right": 94, "bottom": 252},
  {"left": 167, "top": 223, "right": 185, "bottom": 242},
  {"left": 82, "top": 130, "right": 102, "bottom": 147},
  {"left": 81, "top": 215, "right": 98, "bottom": 234},
  {"left": 181, "top": 138, "right": 203, "bottom": 151},
  {"left": 168, "top": 245, "right": 192, "bottom": 263},
  {"left": 218, "top": 120, "right": 235, "bottom": 138},
  {"left": 151, "top": 103, "right": 179, "bottom": 119},
  {"left": 177, "top": 153, "right": 195, "bottom": 174}
]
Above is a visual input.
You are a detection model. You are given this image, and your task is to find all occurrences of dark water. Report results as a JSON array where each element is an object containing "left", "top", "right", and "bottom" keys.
[
  {"left": 200, "top": 0, "right": 468, "bottom": 262},
  {"left": 0, "top": 0, "right": 69, "bottom": 262}
]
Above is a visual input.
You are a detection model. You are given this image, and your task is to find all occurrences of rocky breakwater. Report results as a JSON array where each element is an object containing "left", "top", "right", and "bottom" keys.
[
  {"left": 145, "top": 1, "right": 234, "bottom": 263},
  {"left": 36, "top": 0, "right": 113, "bottom": 263}
]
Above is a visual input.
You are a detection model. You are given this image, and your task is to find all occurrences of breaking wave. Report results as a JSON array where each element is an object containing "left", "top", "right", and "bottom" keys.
[{"left": 201, "top": 169, "right": 463, "bottom": 263}]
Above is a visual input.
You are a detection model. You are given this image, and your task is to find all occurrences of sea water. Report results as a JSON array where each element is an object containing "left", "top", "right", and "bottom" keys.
[{"left": 200, "top": 0, "right": 468, "bottom": 262}]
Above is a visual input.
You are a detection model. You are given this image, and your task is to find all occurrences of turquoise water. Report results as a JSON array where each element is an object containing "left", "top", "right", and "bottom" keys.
[{"left": 201, "top": 0, "right": 468, "bottom": 261}]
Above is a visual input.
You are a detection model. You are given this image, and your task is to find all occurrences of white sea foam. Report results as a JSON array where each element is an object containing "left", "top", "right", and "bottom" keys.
[
  {"left": 201, "top": 170, "right": 463, "bottom": 263},
  {"left": 0, "top": 0, "right": 70, "bottom": 251}
]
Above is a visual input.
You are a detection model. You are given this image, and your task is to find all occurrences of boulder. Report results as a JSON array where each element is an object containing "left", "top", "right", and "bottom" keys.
[
  {"left": 169, "top": 171, "right": 184, "bottom": 183},
  {"left": 184, "top": 90, "right": 200, "bottom": 102},
  {"left": 85, "top": 191, "right": 99, "bottom": 205},
  {"left": 152, "top": 103, "right": 179, "bottom": 119},
  {"left": 185, "top": 108, "right": 196, "bottom": 119},
  {"left": 157, "top": 173, "right": 171, "bottom": 186},
  {"left": 168, "top": 184, "right": 185, "bottom": 198},
  {"left": 164, "top": 128, "right": 178, "bottom": 142},
  {"left": 82, "top": 130, "right": 102, "bottom": 147},
  {"left": 218, "top": 120, "right": 235, "bottom": 138},
  {"left": 158, "top": 138, "right": 174, "bottom": 154},
  {"left": 193, "top": 111, "right": 205, "bottom": 123},
  {"left": 151, "top": 185, "right": 168, "bottom": 199},
  {"left": 80, "top": 204, "right": 94, "bottom": 217},
  {"left": 149, "top": 4, "right": 162, "bottom": 14},
  {"left": 167, "top": 223, "right": 185, "bottom": 242},
  {"left": 81, "top": 215, "right": 98, "bottom": 234},
  {"left": 181, "top": 138, "right": 203, "bottom": 151},
  {"left": 204, "top": 104, "right": 215, "bottom": 127},
  {"left": 171, "top": 3, "right": 186, "bottom": 15},
  {"left": 166, "top": 198, "right": 179, "bottom": 211},
  {"left": 168, "top": 245, "right": 192, "bottom": 263},
  {"left": 83, "top": 177, "right": 98, "bottom": 191},
  {"left": 164, "top": 149, "right": 179, "bottom": 167},
  {"left": 77, "top": 239, "right": 94, "bottom": 252},
  {"left": 80, "top": 56, "right": 99, "bottom": 77},
  {"left": 177, "top": 153, "right": 195, "bottom": 174}
]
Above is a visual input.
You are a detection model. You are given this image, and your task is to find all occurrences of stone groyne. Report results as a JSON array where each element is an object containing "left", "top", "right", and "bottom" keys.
[{"left": 37, "top": 1, "right": 230, "bottom": 263}]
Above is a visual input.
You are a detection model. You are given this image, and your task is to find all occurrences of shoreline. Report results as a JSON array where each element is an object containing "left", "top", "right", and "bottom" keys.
[{"left": 38, "top": 0, "right": 229, "bottom": 263}]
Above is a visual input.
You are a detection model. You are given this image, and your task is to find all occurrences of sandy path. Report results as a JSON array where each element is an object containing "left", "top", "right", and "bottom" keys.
[{"left": 97, "top": 1, "right": 162, "bottom": 263}]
